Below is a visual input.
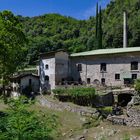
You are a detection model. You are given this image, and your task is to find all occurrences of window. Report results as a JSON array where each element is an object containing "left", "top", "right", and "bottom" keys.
[
  {"left": 45, "top": 75, "right": 49, "bottom": 81},
  {"left": 131, "top": 61, "right": 138, "bottom": 70},
  {"left": 100, "top": 63, "right": 106, "bottom": 72},
  {"left": 45, "top": 64, "right": 49, "bottom": 70},
  {"left": 132, "top": 74, "right": 137, "bottom": 80},
  {"left": 77, "top": 64, "right": 82, "bottom": 71},
  {"left": 115, "top": 74, "right": 120, "bottom": 80},
  {"left": 87, "top": 78, "right": 91, "bottom": 84}
]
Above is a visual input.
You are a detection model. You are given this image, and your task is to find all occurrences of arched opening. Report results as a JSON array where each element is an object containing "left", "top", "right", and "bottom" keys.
[
  {"left": 93, "top": 79, "right": 100, "bottom": 86},
  {"left": 118, "top": 93, "right": 133, "bottom": 107}
]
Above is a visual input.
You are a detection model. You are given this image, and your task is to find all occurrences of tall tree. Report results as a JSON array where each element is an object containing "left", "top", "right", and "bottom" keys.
[
  {"left": 98, "top": 6, "right": 103, "bottom": 49},
  {"left": 96, "top": 2, "right": 99, "bottom": 38},
  {"left": 0, "top": 11, "right": 27, "bottom": 98}
]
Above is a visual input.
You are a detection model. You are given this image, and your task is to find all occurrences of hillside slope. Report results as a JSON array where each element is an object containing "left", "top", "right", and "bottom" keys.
[{"left": 19, "top": 0, "right": 140, "bottom": 64}]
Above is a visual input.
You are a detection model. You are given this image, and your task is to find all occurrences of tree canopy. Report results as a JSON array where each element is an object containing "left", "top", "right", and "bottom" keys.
[
  {"left": 0, "top": 0, "right": 139, "bottom": 66},
  {"left": 18, "top": 0, "right": 140, "bottom": 65},
  {"left": 0, "top": 11, "right": 27, "bottom": 81}
]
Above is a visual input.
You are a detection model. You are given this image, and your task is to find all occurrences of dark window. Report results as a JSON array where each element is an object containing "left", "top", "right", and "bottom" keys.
[
  {"left": 132, "top": 74, "right": 137, "bottom": 80},
  {"left": 115, "top": 74, "right": 120, "bottom": 80},
  {"left": 87, "top": 78, "right": 91, "bottom": 84},
  {"left": 29, "top": 79, "right": 32, "bottom": 85},
  {"left": 131, "top": 61, "right": 138, "bottom": 70},
  {"left": 100, "top": 63, "right": 106, "bottom": 72},
  {"left": 101, "top": 78, "right": 105, "bottom": 85},
  {"left": 77, "top": 64, "right": 82, "bottom": 71},
  {"left": 78, "top": 78, "right": 82, "bottom": 82},
  {"left": 45, "top": 64, "right": 49, "bottom": 69},
  {"left": 45, "top": 76, "right": 49, "bottom": 81}
]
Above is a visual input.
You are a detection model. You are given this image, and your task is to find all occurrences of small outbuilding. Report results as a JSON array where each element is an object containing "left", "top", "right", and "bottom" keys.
[{"left": 11, "top": 73, "right": 40, "bottom": 94}]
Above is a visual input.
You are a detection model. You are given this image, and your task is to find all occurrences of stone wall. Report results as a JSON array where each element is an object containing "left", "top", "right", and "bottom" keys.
[
  {"left": 70, "top": 52, "right": 140, "bottom": 87},
  {"left": 126, "top": 105, "right": 140, "bottom": 127},
  {"left": 93, "top": 92, "right": 114, "bottom": 107}
]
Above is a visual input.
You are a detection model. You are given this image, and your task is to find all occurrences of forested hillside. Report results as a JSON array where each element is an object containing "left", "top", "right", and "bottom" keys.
[{"left": 19, "top": 0, "right": 140, "bottom": 65}]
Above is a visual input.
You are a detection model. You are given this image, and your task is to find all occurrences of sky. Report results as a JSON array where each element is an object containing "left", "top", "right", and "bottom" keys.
[{"left": 0, "top": 0, "right": 111, "bottom": 20}]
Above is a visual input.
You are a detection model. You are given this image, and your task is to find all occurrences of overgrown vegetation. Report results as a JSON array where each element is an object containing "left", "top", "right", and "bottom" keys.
[
  {"left": 53, "top": 87, "right": 97, "bottom": 106},
  {"left": 135, "top": 79, "right": 140, "bottom": 95},
  {"left": 0, "top": 96, "right": 58, "bottom": 140}
]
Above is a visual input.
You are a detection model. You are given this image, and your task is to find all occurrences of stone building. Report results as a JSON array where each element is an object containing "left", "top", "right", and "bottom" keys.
[
  {"left": 11, "top": 73, "right": 39, "bottom": 94},
  {"left": 39, "top": 11, "right": 140, "bottom": 92},
  {"left": 70, "top": 47, "right": 140, "bottom": 87},
  {"left": 39, "top": 50, "right": 69, "bottom": 92},
  {"left": 39, "top": 47, "right": 140, "bottom": 91}
]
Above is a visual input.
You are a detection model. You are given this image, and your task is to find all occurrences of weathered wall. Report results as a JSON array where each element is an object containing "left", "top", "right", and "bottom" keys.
[
  {"left": 39, "top": 56, "right": 55, "bottom": 90},
  {"left": 20, "top": 76, "right": 39, "bottom": 92},
  {"left": 39, "top": 51, "right": 69, "bottom": 91},
  {"left": 70, "top": 52, "right": 140, "bottom": 86},
  {"left": 55, "top": 51, "right": 69, "bottom": 84}
]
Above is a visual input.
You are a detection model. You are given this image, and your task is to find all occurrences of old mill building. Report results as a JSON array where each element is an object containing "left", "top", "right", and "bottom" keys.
[
  {"left": 39, "top": 11, "right": 140, "bottom": 92},
  {"left": 39, "top": 47, "right": 140, "bottom": 92}
]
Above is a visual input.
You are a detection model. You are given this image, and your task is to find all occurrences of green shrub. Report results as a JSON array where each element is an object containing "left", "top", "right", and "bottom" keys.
[
  {"left": 53, "top": 87, "right": 96, "bottom": 97},
  {"left": 135, "top": 79, "right": 140, "bottom": 95},
  {"left": 97, "top": 107, "right": 112, "bottom": 118},
  {"left": 100, "top": 107, "right": 112, "bottom": 114},
  {"left": 0, "top": 96, "right": 57, "bottom": 140},
  {"left": 82, "top": 116, "right": 101, "bottom": 129},
  {"left": 122, "top": 134, "right": 130, "bottom": 140},
  {"left": 52, "top": 88, "right": 67, "bottom": 95},
  {"left": 53, "top": 87, "right": 97, "bottom": 106}
]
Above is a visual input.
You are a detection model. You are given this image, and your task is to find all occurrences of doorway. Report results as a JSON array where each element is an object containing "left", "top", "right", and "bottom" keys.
[{"left": 101, "top": 78, "right": 105, "bottom": 85}]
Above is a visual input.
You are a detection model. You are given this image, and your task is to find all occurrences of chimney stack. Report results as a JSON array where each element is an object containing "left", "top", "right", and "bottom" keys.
[{"left": 123, "top": 11, "right": 127, "bottom": 48}]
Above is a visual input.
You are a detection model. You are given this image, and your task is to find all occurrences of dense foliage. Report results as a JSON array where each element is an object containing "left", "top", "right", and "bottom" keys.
[
  {"left": 53, "top": 87, "right": 96, "bottom": 97},
  {"left": 17, "top": 0, "right": 140, "bottom": 65},
  {"left": 0, "top": 11, "right": 27, "bottom": 100},
  {"left": 53, "top": 87, "right": 96, "bottom": 106},
  {"left": 0, "top": 97, "right": 58, "bottom": 140},
  {"left": 135, "top": 79, "right": 140, "bottom": 95},
  {"left": 0, "top": 11, "right": 27, "bottom": 78}
]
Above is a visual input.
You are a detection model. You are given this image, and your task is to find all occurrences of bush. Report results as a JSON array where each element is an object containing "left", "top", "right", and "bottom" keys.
[
  {"left": 52, "top": 88, "right": 67, "bottom": 95},
  {"left": 53, "top": 87, "right": 96, "bottom": 97},
  {"left": 97, "top": 107, "right": 113, "bottom": 118},
  {"left": 53, "top": 87, "right": 97, "bottom": 106},
  {"left": 82, "top": 116, "right": 101, "bottom": 129},
  {"left": 0, "top": 96, "right": 57, "bottom": 140},
  {"left": 135, "top": 79, "right": 140, "bottom": 95}
]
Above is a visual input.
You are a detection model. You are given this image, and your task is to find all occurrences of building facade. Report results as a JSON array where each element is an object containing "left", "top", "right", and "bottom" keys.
[
  {"left": 39, "top": 50, "right": 69, "bottom": 92},
  {"left": 39, "top": 47, "right": 140, "bottom": 91},
  {"left": 12, "top": 73, "right": 39, "bottom": 93}
]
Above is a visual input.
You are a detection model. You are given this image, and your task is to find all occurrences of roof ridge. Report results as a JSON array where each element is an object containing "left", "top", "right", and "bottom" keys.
[{"left": 71, "top": 47, "right": 140, "bottom": 57}]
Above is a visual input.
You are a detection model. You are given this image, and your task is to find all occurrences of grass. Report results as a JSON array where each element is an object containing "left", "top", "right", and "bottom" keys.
[
  {"left": 0, "top": 99, "right": 8, "bottom": 111},
  {"left": 30, "top": 102, "right": 83, "bottom": 139},
  {"left": 0, "top": 97, "right": 140, "bottom": 140}
]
